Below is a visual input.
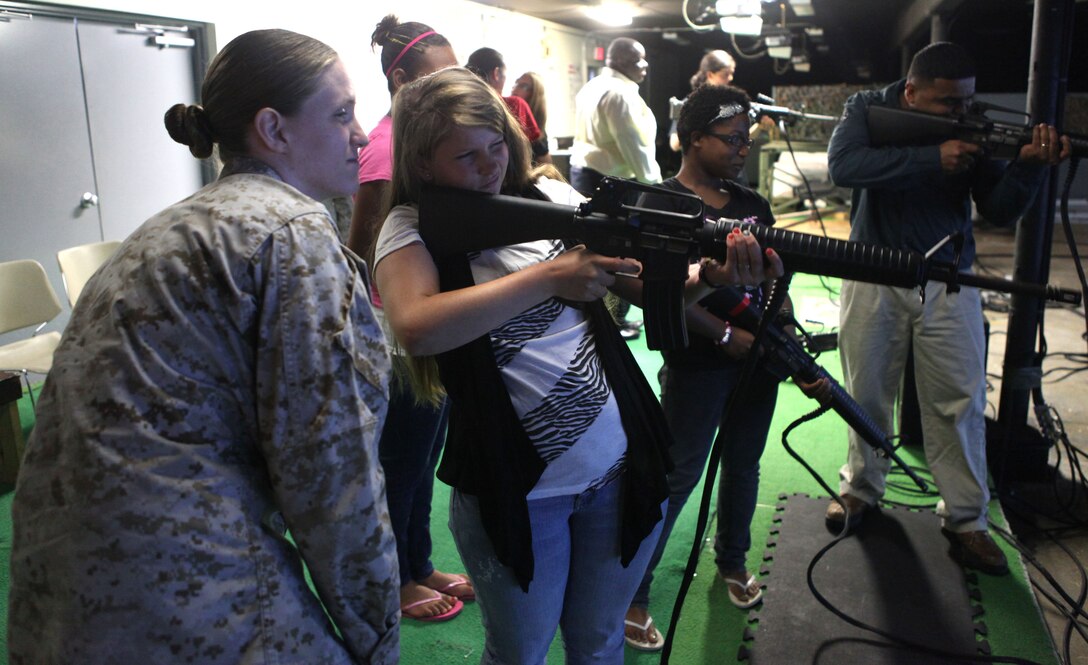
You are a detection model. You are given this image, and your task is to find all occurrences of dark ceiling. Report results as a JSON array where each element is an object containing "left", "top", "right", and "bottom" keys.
[{"left": 474, "top": 0, "right": 1087, "bottom": 94}]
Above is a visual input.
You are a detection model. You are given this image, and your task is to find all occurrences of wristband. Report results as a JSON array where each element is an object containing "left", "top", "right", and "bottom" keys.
[{"left": 714, "top": 322, "right": 733, "bottom": 347}]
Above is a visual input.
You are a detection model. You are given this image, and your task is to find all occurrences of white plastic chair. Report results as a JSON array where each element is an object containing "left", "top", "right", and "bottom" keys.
[
  {"left": 0, "top": 260, "right": 63, "bottom": 408},
  {"left": 56, "top": 239, "right": 121, "bottom": 307}
]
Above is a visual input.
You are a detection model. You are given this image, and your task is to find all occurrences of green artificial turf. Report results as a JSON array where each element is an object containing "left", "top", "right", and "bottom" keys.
[{"left": 0, "top": 275, "right": 1057, "bottom": 664}]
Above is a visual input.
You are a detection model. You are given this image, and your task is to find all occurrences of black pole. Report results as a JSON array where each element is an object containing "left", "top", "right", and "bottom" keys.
[{"left": 997, "top": 0, "right": 1074, "bottom": 431}]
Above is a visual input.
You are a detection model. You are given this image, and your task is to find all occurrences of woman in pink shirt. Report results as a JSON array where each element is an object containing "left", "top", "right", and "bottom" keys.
[{"left": 347, "top": 15, "right": 468, "bottom": 623}]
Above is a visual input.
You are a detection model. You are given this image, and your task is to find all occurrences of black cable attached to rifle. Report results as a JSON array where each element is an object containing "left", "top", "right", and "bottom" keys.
[{"left": 659, "top": 272, "right": 792, "bottom": 664}]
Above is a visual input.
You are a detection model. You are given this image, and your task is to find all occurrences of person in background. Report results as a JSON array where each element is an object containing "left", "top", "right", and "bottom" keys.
[
  {"left": 668, "top": 49, "right": 736, "bottom": 152},
  {"left": 826, "top": 41, "right": 1070, "bottom": 575},
  {"left": 569, "top": 37, "right": 660, "bottom": 193},
  {"left": 668, "top": 49, "right": 776, "bottom": 161},
  {"left": 623, "top": 85, "right": 830, "bottom": 651},
  {"left": 466, "top": 47, "right": 542, "bottom": 147},
  {"left": 348, "top": 15, "right": 457, "bottom": 263},
  {"left": 9, "top": 29, "right": 399, "bottom": 663},
  {"left": 511, "top": 71, "right": 552, "bottom": 164},
  {"left": 569, "top": 37, "right": 661, "bottom": 340},
  {"left": 374, "top": 66, "right": 779, "bottom": 665},
  {"left": 347, "top": 14, "right": 472, "bottom": 623}
]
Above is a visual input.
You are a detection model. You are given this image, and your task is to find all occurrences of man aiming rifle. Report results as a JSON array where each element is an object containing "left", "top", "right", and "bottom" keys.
[{"left": 825, "top": 41, "right": 1072, "bottom": 576}]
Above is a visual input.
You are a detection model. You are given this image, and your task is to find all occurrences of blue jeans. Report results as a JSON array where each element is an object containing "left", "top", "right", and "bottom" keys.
[
  {"left": 630, "top": 362, "right": 778, "bottom": 607},
  {"left": 377, "top": 374, "right": 450, "bottom": 586},
  {"left": 449, "top": 478, "right": 665, "bottom": 665}
]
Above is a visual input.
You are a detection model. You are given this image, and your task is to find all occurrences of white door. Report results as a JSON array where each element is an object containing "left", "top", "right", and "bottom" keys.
[
  {"left": 78, "top": 19, "right": 202, "bottom": 241},
  {"left": 0, "top": 14, "right": 103, "bottom": 345},
  {"left": 0, "top": 11, "right": 204, "bottom": 345}
]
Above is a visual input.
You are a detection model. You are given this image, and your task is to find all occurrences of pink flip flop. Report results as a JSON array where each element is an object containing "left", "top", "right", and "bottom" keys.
[
  {"left": 400, "top": 590, "right": 463, "bottom": 622},
  {"left": 435, "top": 574, "right": 475, "bottom": 602}
]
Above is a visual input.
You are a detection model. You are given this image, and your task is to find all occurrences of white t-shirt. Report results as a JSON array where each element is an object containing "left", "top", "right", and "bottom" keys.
[{"left": 374, "top": 178, "right": 626, "bottom": 499}]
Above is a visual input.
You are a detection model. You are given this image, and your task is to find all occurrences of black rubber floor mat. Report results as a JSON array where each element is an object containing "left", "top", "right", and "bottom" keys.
[{"left": 742, "top": 494, "right": 989, "bottom": 664}]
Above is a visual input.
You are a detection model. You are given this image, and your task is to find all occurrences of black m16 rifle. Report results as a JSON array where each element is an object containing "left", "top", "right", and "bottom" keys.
[
  {"left": 718, "top": 286, "right": 928, "bottom": 490},
  {"left": 868, "top": 103, "right": 1088, "bottom": 160},
  {"left": 418, "top": 177, "right": 1081, "bottom": 351}
]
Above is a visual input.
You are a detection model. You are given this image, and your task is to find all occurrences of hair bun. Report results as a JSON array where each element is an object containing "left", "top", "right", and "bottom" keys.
[
  {"left": 164, "top": 103, "right": 215, "bottom": 159},
  {"left": 371, "top": 14, "right": 400, "bottom": 48}
]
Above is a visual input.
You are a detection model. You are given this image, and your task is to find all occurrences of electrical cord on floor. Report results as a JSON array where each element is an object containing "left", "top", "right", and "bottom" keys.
[
  {"left": 778, "top": 407, "right": 1044, "bottom": 665},
  {"left": 990, "top": 521, "right": 1088, "bottom": 665},
  {"left": 965, "top": 390, "right": 1088, "bottom": 664}
]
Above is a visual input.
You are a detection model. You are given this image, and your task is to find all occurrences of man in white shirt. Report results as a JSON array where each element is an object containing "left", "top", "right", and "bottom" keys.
[{"left": 570, "top": 37, "right": 662, "bottom": 195}]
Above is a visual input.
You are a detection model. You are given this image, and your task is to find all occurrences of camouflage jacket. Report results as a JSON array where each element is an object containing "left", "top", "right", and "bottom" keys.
[{"left": 10, "top": 174, "right": 397, "bottom": 664}]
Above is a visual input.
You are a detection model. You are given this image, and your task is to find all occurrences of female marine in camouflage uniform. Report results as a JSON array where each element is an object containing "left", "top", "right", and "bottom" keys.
[{"left": 9, "top": 30, "right": 399, "bottom": 664}]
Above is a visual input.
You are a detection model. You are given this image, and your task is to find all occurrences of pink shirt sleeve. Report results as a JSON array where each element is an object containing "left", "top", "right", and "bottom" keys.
[{"left": 356, "top": 114, "right": 394, "bottom": 185}]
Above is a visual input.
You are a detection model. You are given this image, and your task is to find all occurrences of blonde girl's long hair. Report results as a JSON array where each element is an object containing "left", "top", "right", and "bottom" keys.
[{"left": 387, "top": 67, "right": 559, "bottom": 403}]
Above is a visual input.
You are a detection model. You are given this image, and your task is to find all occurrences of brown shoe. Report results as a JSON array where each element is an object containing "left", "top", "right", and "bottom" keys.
[
  {"left": 825, "top": 494, "right": 869, "bottom": 532},
  {"left": 942, "top": 529, "right": 1009, "bottom": 576}
]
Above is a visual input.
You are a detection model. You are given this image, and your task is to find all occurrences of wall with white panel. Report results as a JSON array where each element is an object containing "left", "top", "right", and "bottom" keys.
[{"left": 52, "top": 0, "right": 589, "bottom": 137}]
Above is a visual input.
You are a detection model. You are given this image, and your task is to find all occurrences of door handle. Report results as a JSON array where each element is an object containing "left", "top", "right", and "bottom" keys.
[{"left": 80, "top": 192, "right": 99, "bottom": 208}]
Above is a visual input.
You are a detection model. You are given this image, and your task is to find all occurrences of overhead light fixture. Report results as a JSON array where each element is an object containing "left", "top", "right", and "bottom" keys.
[
  {"left": 584, "top": 1, "right": 634, "bottom": 27},
  {"left": 716, "top": 0, "right": 763, "bottom": 37},
  {"left": 789, "top": 0, "right": 815, "bottom": 17},
  {"left": 764, "top": 31, "right": 792, "bottom": 59}
]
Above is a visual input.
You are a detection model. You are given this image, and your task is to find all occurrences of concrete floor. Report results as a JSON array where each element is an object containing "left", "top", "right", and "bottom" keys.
[{"left": 788, "top": 209, "right": 1088, "bottom": 664}]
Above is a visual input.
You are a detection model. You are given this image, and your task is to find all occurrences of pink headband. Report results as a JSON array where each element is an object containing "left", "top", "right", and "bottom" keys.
[{"left": 384, "top": 30, "right": 436, "bottom": 78}]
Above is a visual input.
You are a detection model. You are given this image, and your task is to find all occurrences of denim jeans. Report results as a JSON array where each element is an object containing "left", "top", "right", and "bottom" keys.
[
  {"left": 630, "top": 362, "right": 778, "bottom": 608},
  {"left": 449, "top": 478, "right": 665, "bottom": 665},
  {"left": 377, "top": 375, "right": 450, "bottom": 586}
]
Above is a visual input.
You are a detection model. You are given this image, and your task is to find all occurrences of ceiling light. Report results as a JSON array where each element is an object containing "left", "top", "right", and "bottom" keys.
[
  {"left": 584, "top": 2, "right": 634, "bottom": 27},
  {"left": 789, "top": 0, "right": 815, "bottom": 17},
  {"left": 716, "top": 0, "right": 763, "bottom": 37}
]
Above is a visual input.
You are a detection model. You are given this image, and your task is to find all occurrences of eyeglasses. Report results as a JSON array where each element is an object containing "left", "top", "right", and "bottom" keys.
[{"left": 704, "top": 132, "right": 753, "bottom": 149}]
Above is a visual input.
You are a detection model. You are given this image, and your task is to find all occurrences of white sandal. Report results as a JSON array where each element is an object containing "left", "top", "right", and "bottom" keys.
[
  {"left": 623, "top": 614, "right": 664, "bottom": 652},
  {"left": 722, "top": 573, "right": 763, "bottom": 609}
]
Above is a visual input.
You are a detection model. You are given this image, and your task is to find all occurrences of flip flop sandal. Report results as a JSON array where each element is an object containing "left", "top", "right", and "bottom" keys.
[
  {"left": 722, "top": 574, "right": 763, "bottom": 609},
  {"left": 623, "top": 614, "right": 664, "bottom": 652},
  {"left": 435, "top": 574, "right": 476, "bottom": 602},
  {"left": 401, "top": 590, "right": 464, "bottom": 622}
]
